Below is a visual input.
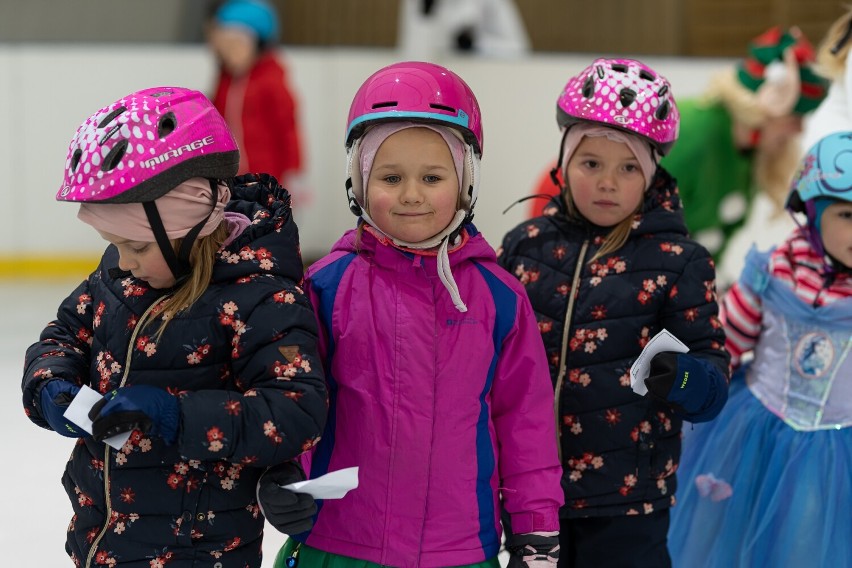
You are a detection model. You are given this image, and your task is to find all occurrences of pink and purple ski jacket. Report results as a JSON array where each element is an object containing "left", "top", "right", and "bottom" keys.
[{"left": 297, "top": 226, "right": 563, "bottom": 567}]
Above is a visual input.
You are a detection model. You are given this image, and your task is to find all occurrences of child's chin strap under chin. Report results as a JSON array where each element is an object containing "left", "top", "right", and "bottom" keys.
[
  {"left": 366, "top": 208, "right": 470, "bottom": 312},
  {"left": 434, "top": 211, "right": 469, "bottom": 313}
]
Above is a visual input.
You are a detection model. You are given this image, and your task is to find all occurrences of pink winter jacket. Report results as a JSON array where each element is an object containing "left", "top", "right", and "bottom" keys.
[{"left": 297, "top": 226, "right": 563, "bottom": 567}]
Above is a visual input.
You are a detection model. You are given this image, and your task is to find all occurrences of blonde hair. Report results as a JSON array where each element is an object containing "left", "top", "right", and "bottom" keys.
[
  {"left": 561, "top": 189, "right": 638, "bottom": 263},
  {"left": 816, "top": 6, "right": 852, "bottom": 80},
  {"left": 702, "top": 68, "right": 770, "bottom": 129},
  {"left": 147, "top": 222, "right": 230, "bottom": 339}
]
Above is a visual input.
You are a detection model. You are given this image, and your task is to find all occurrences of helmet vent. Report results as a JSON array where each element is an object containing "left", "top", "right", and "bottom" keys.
[
  {"left": 157, "top": 112, "right": 177, "bottom": 139},
  {"left": 582, "top": 76, "right": 595, "bottom": 98},
  {"left": 639, "top": 69, "right": 655, "bottom": 81},
  {"left": 656, "top": 100, "right": 670, "bottom": 120},
  {"left": 430, "top": 103, "right": 456, "bottom": 113},
  {"left": 611, "top": 63, "right": 628, "bottom": 73},
  {"left": 97, "top": 107, "right": 126, "bottom": 129},
  {"left": 71, "top": 149, "right": 83, "bottom": 172},
  {"left": 371, "top": 101, "right": 397, "bottom": 109},
  {"left": 619, "top": 88, "right": 637, "bottom": 108},
  {"left": 101, "top": 139, "right": 128, "bottom": 172},
  {"left": 657, "top": 85, "right": 669, "bottom": 97}
]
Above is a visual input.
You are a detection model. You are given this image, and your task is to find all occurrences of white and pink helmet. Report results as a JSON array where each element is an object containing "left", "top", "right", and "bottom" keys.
[
  {"left": 557, "top": 58, "right": 680, "bottom": 156},
  {"left": 57, "top": 86, "right": 239, "bottom": 204}
]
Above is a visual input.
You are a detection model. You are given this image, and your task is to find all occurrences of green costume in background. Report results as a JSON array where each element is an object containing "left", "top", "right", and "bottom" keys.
[
  {"left": 662, "top": 26, "right": 828, "bottom": 262},
  {"left": 660, "top": 100, "right": 753, "bottom": 259}
]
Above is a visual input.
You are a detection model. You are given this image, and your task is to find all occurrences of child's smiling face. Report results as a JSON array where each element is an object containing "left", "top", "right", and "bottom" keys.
[{"left": 366, "top": 127, "right": 460, "bottom": 244}]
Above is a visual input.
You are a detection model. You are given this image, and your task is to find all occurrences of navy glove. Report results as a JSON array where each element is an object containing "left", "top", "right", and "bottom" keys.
[
  {"left": 257, "top": 461, "right": 317, "bottom": 535},
  {"left": 506, "top": 532, "right": 560, "bottom": 567},
  {"left": 645, "top": 352, "right": 723, "bottom": 419},
  {"left": 39, "top": 380, "right": 89, "bottom": 438},
  {"left": 88, "top": 385, "right": 180, "bottom": 445}
]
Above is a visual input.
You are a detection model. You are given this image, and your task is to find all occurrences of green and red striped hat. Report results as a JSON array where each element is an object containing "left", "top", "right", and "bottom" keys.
[{"left": 737, "top": 26, "right": 829, "bottom": 114}]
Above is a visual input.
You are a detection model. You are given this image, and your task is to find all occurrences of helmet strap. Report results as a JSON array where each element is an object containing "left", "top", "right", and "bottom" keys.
[
  {"left": 552, "top": 128, "right": 570, "bottom": 190},
  {"left": 142, "top": 180, "right": 219, "bottom": 287}
]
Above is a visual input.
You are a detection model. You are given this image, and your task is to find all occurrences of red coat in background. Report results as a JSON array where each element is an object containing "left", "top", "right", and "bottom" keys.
[
  {"left": 527, "top": 160, "right": 561, "bottom": 218},
  {"left": 212, "top": 51, "right": 303, "bottom": 183}
]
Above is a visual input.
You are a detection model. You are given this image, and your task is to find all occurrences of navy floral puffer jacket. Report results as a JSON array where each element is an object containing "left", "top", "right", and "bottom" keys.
[
  {"left": 21, "top": 175, "right": 327, "bottom": 568},
  {"left": 498, "top": 168, "right": 729, "bottom": 518}
]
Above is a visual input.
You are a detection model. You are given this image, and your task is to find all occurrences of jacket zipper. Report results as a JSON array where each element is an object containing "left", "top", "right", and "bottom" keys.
[
  {"left": 85, "top": 298, "right": 169, "bottom": 568},
  {"left": 552, "top": 239, "right": 589, "bottom": 462}
]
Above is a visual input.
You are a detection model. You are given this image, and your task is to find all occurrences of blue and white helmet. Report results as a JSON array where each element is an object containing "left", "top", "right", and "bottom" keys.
[{"left": 787, "top": 130, "right": 852, "bottom": 261}]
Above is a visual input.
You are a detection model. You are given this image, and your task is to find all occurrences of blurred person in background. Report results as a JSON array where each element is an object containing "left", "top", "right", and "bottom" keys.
[
  {"left": 662, "top": 26, "right": 828, "bottom": 287},
  {"left": 398, "top": 0, "right": 531, "bottom": 60},
  {"left": 207, "top": 0, "right": 310, "bottom": 206},
  {"left": 801, "top": 6, "right": 852, "bottom": 150}
]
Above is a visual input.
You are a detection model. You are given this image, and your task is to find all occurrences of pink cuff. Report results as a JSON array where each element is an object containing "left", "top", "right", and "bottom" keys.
[{"left": 509, "top": 508, "right": 560, "bottom": 535}]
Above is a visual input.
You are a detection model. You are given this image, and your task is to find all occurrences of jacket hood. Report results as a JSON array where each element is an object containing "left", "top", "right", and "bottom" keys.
[{"left": 215, "top": 173, "right": 304, "bottom": 284}]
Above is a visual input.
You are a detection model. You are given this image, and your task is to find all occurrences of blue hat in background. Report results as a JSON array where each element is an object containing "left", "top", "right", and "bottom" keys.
[{"left": 215, "top": 0, "right": 279, "bottom": 43}]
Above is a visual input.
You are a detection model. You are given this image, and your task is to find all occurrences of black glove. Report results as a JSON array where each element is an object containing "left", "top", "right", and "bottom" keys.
[
  {"left": 88, "top": 385, "right": 180, "bottom": 444},
  {"left": 644, "top": 352, "right": 716, "bottom": 417},
  {"left": 506, "top": 532, "right": 560, "bottom": 567},
  {"left": 257, "top": 461, "right": 317, "bottom": 535},
  {"left": 38, "top": 380, "right": 89, "bottom": 438}
]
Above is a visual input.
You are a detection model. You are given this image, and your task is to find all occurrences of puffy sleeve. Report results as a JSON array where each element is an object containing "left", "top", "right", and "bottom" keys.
[
  {"left": 178, "top": 282, "right": 328, "bottom": 467},
  {"left": 660, "top": 245, "right": 731, "bottom": 421},
  {"left": 22, "top": 277, "right": 96, "bottom": 430}
]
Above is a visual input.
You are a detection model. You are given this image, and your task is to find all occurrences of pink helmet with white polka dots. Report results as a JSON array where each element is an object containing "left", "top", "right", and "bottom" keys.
[
  {"left": 557, "top": 58, "right": 680, "bottom": 156},
  {"left": 57, "top": 86, "right": 239, "bottom": 203}
]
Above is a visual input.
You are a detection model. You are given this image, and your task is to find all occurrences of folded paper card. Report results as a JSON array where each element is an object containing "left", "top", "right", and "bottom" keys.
[{"left": 629, "top": 329, "right": 689, "bottom": 396}]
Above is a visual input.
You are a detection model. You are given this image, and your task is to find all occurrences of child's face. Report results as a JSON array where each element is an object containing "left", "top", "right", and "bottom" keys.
[
  {"left": 820, "top": 201, "right": 852, "bottom": 268},
  {"left": 209, "top": 26, "right": 257, "bottom": 76},
  {"left": 98, "top": 230, "right": 176, "bottom": 289},
  {"left": 366, "top": 128, "right": 459, "bottom": 243},
  {"left": 565, "top": 135, "right": 646, "bottom": 227}
]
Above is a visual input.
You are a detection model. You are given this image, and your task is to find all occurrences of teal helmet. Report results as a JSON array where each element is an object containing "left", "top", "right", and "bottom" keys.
[
  {"left": 787, "top": 131, "right": 852, "bottom": 263},
  {"left": 215, "top": 0, "right": 279, "bottom": 44}
]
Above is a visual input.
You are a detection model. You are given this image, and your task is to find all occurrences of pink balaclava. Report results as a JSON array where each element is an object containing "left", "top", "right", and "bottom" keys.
[
  {"left": 561, "top": 123, "right": 658, "bottom": 190},
  {"left": 77, "top": 177, "right": 230, "bottom": 241},
  {"left": 358, "top": 121, "right": 466, "bottom": 212},
  {"left": 357, "top": 122, "right": 471, "bottom": 312}
]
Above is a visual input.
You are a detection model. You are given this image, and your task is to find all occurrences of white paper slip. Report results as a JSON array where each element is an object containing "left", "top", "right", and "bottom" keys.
[
  {"left": 283, "top": 466, "right": 359, "bottom": 499},
  {"left": 63, "top": 384, "right": 132, "bottom": 450},
  {"left": 629, "top": 329, "right": 689, "bottom": 396}
]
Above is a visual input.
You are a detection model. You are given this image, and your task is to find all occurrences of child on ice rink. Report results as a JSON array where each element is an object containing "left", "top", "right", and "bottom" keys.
[
  {"left": 497, "top": 58, "right": 731, "bottom": 568},
  {"left": 21, "top": 86, "right": 327, "bottom": 567},
  {"left": 669, "top": 130, "right": 852, "bottom": 568},
  {"left": 258, "top": 61, "right": 564, "bottom": 568}
]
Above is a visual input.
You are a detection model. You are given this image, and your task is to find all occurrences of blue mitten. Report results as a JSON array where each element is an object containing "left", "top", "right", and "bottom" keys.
[
  {"left": 88, "top": 385, "right": 180, "bottom": 445},
  {"left": 506, "top": 532, "right": 560, "bottom": 567},
  {"left": 39, "top": 380, "right": 89, "bottom": 438},
  {"left": 645, "top": 352, "right": 723, "bottom": 419}
]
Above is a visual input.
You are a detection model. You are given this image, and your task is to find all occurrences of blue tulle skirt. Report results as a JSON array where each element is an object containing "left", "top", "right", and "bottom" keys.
[{"left": 669, "top": 380, "right": 852, "bottom": 568}]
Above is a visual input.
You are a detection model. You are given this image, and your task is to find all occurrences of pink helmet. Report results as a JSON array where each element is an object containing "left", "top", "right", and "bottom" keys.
[
  {"left": 57, "top": 86, "right": 239, "bottom": 204},
  {"left": 557, "top": 58, "right": 680, "bottom": 156},
  {"left": 345, "top": 61, "right": 483, "bottom": 156}
]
